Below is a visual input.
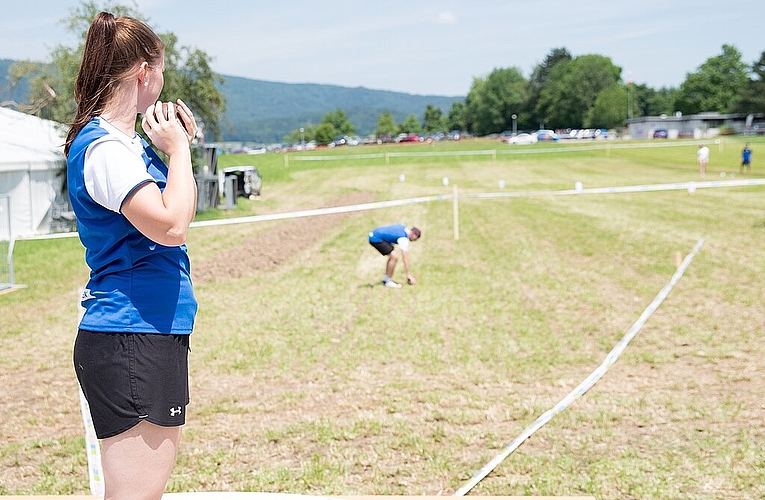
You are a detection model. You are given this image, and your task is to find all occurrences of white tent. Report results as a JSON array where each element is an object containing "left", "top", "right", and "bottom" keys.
[{"left": 0, "top": 107, "right": 67, "bottom": 240}]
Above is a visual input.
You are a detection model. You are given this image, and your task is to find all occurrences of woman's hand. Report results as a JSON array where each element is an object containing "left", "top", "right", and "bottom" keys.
[
  {"left": 174, "top": 98, "right": 199, "bottom": 145},
  {"left": 141, "top": 100, "right": 194, "bottom": 157}
]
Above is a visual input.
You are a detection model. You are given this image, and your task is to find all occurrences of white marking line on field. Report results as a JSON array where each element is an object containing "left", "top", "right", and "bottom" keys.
[{"left": 453, "top": 237, "right": 705, "bottom": 496}]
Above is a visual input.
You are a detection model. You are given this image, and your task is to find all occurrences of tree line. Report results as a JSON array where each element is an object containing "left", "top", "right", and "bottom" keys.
[{"left": 290, "top": 44, "right": 765, "bottom": 144}]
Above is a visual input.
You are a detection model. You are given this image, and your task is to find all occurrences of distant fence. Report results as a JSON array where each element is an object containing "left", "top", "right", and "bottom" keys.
[{"left": 285, "top": 140, "right": 707, "bottom": 166}]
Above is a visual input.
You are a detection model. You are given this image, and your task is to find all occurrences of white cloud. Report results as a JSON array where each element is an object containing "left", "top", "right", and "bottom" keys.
[{"left": 434, "top": 11, "right": 457, "bottom": 25}]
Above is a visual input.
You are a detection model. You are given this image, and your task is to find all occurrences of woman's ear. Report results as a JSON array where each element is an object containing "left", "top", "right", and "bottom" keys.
[{"left": 138, "top": 61, "right": 149, "bottom": 87}]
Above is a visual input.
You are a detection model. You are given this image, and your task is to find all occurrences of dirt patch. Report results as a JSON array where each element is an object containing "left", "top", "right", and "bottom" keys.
[{"left": 192, "top": 191, "right": 375, "bottom": 284}]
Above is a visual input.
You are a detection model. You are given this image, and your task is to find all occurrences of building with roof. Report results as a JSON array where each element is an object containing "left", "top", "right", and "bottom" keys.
[{"left": 625, "top": 112, "right": 765, "bottom": 140}]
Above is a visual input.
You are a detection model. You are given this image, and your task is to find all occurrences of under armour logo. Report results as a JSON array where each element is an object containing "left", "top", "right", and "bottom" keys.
[{"left": 169, "top": 406, "right": 182, "bottom": 417}]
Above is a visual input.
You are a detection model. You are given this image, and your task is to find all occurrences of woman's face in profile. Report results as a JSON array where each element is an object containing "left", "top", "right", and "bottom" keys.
[{"left": 139, "top": 52, "right": 166, "bottom": 110}]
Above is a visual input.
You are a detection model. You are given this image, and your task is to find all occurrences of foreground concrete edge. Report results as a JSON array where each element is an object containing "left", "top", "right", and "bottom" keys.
[{"left": 1, "top": 495, "right": 596, "bottom": 499}]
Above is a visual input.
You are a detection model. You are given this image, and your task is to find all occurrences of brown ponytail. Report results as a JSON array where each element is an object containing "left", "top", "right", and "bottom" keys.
[{"left": 64, "top": 12, "right": 163, "bottom": 155}]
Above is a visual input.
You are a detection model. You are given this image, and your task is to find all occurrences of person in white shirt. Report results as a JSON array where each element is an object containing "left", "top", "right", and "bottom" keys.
[{"left": 697, "top": 144, "right": 710, "bottom": 175}]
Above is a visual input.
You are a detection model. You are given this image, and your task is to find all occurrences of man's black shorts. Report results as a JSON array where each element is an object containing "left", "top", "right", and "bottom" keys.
[
  {"left": 74, "top": 330, "right": 190, "bottom": 439},
  {"left": 370, "top": 240, "right": 394, "bottom": 256}
]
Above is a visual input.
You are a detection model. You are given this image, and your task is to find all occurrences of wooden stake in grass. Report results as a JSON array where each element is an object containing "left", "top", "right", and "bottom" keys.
[{"left": 675, "top": 250, "right": 683, "bottom": 268}]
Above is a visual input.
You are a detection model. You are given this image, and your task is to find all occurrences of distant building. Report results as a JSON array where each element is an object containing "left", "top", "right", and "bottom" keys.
[{"left": 626, "top": 112, "right": 765, "bottom": 139}]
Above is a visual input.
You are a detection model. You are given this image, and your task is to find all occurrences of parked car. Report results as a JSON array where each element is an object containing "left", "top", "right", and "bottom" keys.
[
  {"left": 396, "top": 133, "right": 420, "bottom": 143},
  {"left": 362, "top": 134, "right": 382, "bottom": 145},
  {"left": 329, "top": 135, "right": 347, "bottom": 147},
  {"left": 218, "top": 165, "right": 262, "bottom": 199},
  {"left": 653, "top": 129, "right": 668, "bottom": 139},
  {"left": 506, "top": 133, "right": 538, "bottom": 145},
  {"left": 569, "top": 129, "right": 595, "bottom": 139},
  {"left": 593, "top": 128, "right": 609, "bottom": 139},
  {"left": 536, "top": 129, "right": 559, "bottom": 141}
]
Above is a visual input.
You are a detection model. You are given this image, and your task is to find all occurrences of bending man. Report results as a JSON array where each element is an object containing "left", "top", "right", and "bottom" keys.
[{"left": 368, "top": 224, "right": 421, "bottom": 288}]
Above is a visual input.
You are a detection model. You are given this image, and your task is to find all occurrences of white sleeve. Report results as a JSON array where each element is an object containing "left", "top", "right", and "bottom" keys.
[
  {"left": 84, "top": 138, "right": 154, "bottom": 213},
  {"left": 397, "top": 236, "right": 411, "bottom": 252}
]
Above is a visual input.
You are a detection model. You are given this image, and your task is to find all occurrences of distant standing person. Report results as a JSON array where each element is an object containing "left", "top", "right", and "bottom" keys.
[
  {"left": 368, "top": 224, "right": 421, "bottom": 288},
  {"left": 741, "top": 143, "right": 752, "bottom": 174},
  {"left": 697, "top": 144, "right": 710, "bottom": 175}
]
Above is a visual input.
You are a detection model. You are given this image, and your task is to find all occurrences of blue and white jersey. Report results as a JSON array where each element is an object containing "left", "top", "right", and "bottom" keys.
[
  {"left": 743, "top": 147, "right": 752, "bottom": 163},
  {"left": 368, "top": 223, "right": 411, "bottom": 252},
  {"left": 67, "top": 117, "right": 197, "bottom": 334}
]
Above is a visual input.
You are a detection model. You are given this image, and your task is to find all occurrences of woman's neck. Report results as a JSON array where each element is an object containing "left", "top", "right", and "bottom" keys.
[
  {"left": 100, "top": 112, "right": 136, "bottom": 137},
  {"left": 101, "top": 92, "right": 139, "bottom": 137}
]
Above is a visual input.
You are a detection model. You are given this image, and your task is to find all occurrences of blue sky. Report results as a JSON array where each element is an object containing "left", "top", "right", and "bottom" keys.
[{"left": 1, "top": 1, "right": 763, "bottom": 96}]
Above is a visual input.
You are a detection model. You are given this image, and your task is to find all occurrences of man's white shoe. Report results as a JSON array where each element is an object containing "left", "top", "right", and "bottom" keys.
[{"left": 383, "top": 280, "right": 403, "bottom": 289}]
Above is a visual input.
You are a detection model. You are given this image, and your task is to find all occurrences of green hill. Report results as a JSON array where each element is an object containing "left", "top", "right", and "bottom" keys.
[
  {"left": 0, "top": 59, "right": 464, "bottom": 143},
  {"left": 219, "top": 75, "right": 463, "bottom": 143}
]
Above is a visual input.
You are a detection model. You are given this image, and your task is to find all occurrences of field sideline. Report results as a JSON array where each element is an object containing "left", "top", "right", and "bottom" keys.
[{"left": 1, "top": 137, "right": 763, "bottom": 499}]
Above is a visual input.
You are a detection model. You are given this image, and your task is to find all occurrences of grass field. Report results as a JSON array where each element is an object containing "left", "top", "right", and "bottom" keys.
[{"left": 1, "top": 137, "right": 764, "bottom": 499}]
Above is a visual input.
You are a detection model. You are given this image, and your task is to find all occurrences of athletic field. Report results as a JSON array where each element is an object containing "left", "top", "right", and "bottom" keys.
[{"left": 1, "top": 137, "right": 763, "bottom": 499}]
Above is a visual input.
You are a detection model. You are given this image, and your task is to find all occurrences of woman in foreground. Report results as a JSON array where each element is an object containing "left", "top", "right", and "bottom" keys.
[{"left": 65, "top": 11, "right": 199, "bottom": 499}]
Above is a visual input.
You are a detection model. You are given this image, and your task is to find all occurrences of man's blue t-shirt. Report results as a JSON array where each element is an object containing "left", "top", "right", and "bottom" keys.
[
  {"left": 743, "top": 147, "right": 752, "bottom": 163},
  {"left": 368, "top": 224, "right": 407, "bottom": 244}
]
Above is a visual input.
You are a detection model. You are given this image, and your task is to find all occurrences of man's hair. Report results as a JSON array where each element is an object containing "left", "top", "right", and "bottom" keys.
[{"left": 411, "top": 227, "right": 421, "bottom": 238}]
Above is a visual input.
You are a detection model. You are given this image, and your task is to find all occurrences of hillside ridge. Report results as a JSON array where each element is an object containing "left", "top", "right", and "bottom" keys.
[{"left": 0, "top": 59, "right": 464, "bottom": 143}]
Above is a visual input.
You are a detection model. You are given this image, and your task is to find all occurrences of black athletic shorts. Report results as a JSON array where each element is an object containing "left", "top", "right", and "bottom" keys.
[
  {"left": 370, "top": 240, "right": 394, "bottom": 256},
  {"left": 73, "top": 329, "right": 190, "bottom": 439}
]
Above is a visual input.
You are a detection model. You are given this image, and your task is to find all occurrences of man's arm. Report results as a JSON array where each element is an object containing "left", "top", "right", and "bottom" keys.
[{"left": 401, "top": 249, "right": 416, "bottom": 285}]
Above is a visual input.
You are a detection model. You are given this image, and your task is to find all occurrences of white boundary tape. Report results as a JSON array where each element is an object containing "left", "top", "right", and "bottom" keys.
[
  {"left": 188, "top": 194, "right": 449, "bottom": 229},
  {"left": 465, "top": 178, "right": 765, "bottom": 200},
  {"left": 453, "top": 238, "right": 706, "bottom": 496},
  {"left": 16, "top": 178, "right": 765, "bottom": 240}
]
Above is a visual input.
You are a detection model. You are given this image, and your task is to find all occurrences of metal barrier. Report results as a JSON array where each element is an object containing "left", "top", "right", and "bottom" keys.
[{"left": 0, "top": 195, "right": 12, "bottom": 291}]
